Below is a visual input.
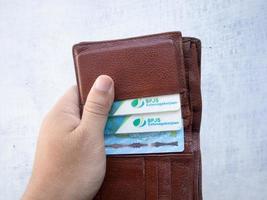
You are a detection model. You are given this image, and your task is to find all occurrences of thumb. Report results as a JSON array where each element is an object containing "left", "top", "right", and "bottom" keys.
[{"left": 79, "top": 75, "right": 114, "bottom": 134}]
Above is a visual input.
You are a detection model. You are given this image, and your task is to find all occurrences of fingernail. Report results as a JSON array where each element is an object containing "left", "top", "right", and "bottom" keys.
[{"left": 94, "top": 75, "right": 113, "bottom": 92}]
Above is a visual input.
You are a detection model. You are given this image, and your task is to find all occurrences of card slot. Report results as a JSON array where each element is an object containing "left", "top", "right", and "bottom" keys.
[
  {"left": 188, "top": 43, "right": 202, "bottom": 133},
  {"left": 182, "top": 39, "right": 202, "bottom": 134},
  {"left": 141, "top": 153, "right": 195, "bottom": 200},
  {"left": 97, "top": 157, "right": 145, "bottom": 200},
  {"left": 183, "top": 39, "right": 202, "bottom": 200},
  {"left": 95, "top": 153, "right": 194, "bottom": 200},
  {"left": 170, "top": 154, "right": 194, "bottom": 199}
]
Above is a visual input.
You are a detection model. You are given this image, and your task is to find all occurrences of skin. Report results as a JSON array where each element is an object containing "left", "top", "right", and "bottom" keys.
[{"left": 22, "top": 75, "right": 114, "bottom": 200}]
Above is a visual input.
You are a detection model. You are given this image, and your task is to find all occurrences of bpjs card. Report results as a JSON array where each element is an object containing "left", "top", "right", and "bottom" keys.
[
  {"left": 105, "top": 111, "right": 182, "bottom": 134},
  {"left": 109, "top": 94, "right": 181, "bottom": 116}
]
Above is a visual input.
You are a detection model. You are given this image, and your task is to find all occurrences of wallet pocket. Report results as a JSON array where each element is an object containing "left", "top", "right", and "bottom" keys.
[
  {"left": 97, "top": 157, "right": 145, "bottom": 200},
  {"left": 96, "top": 153, "right": 194, "bottom": 200},
  {"left": 145, "top": 153, "right": 194, "bottom": 200}
]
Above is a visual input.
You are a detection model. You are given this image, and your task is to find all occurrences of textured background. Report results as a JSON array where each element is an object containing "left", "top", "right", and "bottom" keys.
[{"left": 0, "top": 0, "right": 267, "bottom": 199}]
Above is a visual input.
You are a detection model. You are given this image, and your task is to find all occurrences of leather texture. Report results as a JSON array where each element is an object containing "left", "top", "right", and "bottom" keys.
[{"left": 73, "top": 32, "right": 202, "bottom": 200}]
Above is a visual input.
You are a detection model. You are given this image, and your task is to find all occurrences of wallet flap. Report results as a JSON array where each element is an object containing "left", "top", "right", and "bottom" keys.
[{"left": 73, "top": 32, "right": 186, "bottom": 104}]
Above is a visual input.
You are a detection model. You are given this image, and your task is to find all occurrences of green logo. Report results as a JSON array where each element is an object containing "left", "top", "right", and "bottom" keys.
[
  {"left": 133, "top": 117, "right": 146, "bottom": 127},
  {"left": 131, "top": 99, "right": 145, "bottom": 108}
]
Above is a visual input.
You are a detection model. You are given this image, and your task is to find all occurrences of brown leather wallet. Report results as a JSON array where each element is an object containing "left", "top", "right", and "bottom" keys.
[{"left": 73, "top": 32, "right": 202, "bottom": 200}]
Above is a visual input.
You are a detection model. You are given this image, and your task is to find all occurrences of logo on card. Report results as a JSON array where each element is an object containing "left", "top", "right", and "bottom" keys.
[
  {"left": 133, "top": 117, "right": 146, "bottom": 127},
  {"left": 132, "top": 116, "right": 179, "bottom": 128},
  {"left": 131, "top": 99, "right": 145, "bottom": 108},
  {"left": 131, "top": 97, "right": 176, "bottom": 109}
]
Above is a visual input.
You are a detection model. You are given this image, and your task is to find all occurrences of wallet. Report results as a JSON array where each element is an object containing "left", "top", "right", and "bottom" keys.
[{"left": 73, "top": 32, "right": 202, "bottom": 200}]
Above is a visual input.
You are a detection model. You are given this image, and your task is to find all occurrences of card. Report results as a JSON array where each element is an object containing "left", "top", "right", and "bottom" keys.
[
  {"left": 109, "top": 94, "right": 181, "bottom": 116},
  {"left": 105, "top": 129, "right": 184, "bottom": 155},
  {"left": 105, "top": 110, "right": 182, "bottom": 135}
]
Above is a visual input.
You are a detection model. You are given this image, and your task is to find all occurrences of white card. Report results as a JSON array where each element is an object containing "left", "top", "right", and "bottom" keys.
[
  {"left": 105, "top": 110, "right": 183, "bottom": 134},
  {"left": 109, "top": 94, "right": 181, "bottom": 116}
]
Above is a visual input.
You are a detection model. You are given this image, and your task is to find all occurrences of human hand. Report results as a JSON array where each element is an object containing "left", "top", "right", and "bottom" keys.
[{"left": 22, "top": 75, "right": 114, "bottom": 200}]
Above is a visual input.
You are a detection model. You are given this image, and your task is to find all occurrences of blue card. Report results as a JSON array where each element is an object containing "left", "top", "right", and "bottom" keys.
[{"left": 104, "top": 128, "right": 184, "bottom": 155}]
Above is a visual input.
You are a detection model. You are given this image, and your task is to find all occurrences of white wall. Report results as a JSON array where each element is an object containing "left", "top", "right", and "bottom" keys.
[{"left": 0, "top": 0, "right": 266, "bottom": 199}]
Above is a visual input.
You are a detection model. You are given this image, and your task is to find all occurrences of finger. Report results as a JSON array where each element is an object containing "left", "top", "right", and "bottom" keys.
[
  {"left": 53, "top": 86, "right": 80, "bottom": 115},
  {"left": 46, "top": 86, "right": 81, "bottom": 131},
  {"left": 78, "top": 75, "right": 114, "bottom": 134}
]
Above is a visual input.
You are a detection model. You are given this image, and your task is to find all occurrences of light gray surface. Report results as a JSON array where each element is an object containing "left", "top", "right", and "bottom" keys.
[{"left": 0, "top": 0, "right": 267, "bottom": 199}]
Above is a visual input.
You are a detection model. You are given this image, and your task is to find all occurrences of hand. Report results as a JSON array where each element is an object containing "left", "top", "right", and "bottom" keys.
[{"left": 22, "top": 75, "right": 114, "bottom": 200}]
